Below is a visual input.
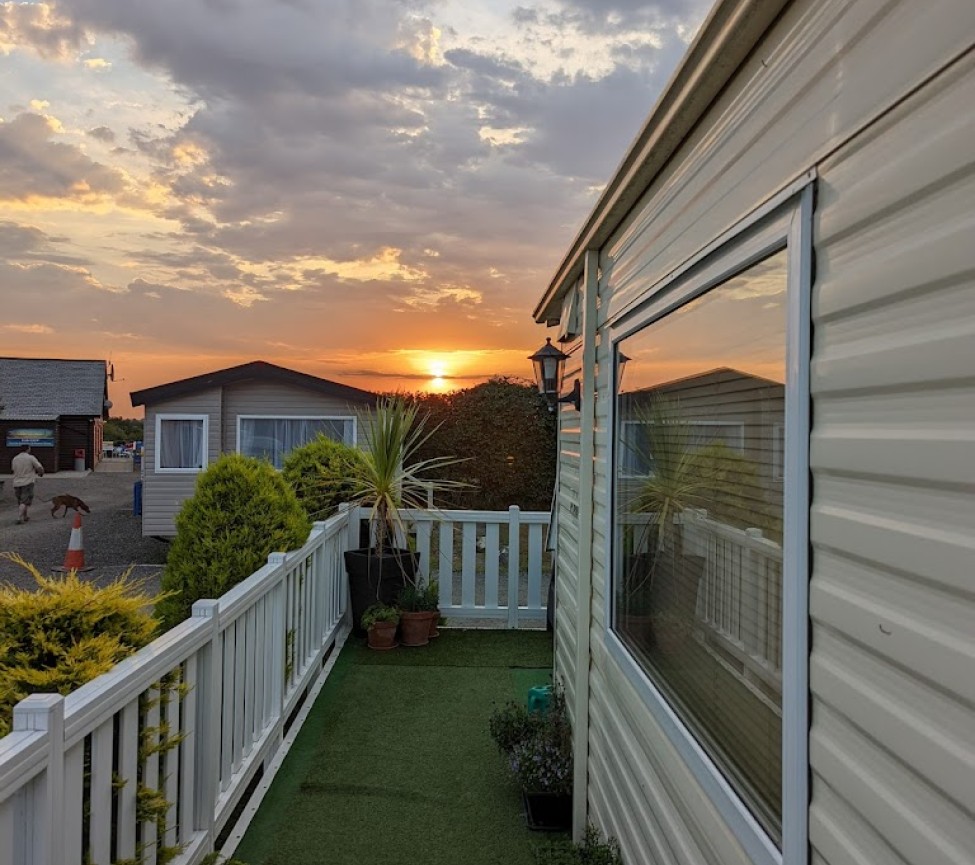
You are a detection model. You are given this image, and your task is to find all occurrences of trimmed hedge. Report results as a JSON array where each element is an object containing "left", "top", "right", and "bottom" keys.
[
  {"left": 157, "top": 453, "right": 311, "bottom": 628},
  {"left": 0, "top": 553, "right": 160, "bottom": 737},
  {"left": 282, "top": 434, "right": 367, "bottom": 521}
]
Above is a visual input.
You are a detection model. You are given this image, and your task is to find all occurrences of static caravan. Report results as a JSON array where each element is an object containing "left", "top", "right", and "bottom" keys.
[
  {"left": 533, "top": 1, "right": 974, "bottom": 864},
  {"left": 130, "top": 361, "right": 376, "bottom": 537}
]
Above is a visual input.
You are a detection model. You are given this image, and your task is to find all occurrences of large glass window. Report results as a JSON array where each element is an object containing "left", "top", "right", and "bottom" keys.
[
  {"left": 613, "top": 249, "right": 787, "bottom": 842},
  {"left": 238, "top": 416, "right": 355, "bottom": 469},
  {"left": 157, "top": 415, "right": 207, "bottom": 471}
]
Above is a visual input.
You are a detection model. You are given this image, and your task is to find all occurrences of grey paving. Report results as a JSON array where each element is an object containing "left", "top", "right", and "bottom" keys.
[{"left": 0, "top": 470, "right": 167, "bottom": 595}]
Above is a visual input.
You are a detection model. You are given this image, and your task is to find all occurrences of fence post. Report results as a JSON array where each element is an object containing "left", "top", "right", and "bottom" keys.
[
  {"left": 13, "top": 694, "right": 65, "bottom": 865},
  {"left": 311, "top": 522, "right": 327, "bottom": 647},
  {"left": 744, "top": 528, "right": 765, "bottom": 662},
  {"left": 268, "top": 553, "right": 288, "bottom": 752},
  {"left": 337, "top": 504, "right": 353, "bottom": 626},
  {"left": 191, "top": 599, "right": 221, "bottom": 851},
  {"left": 507, "top": 506, "right": 521, "bottom": 629}
]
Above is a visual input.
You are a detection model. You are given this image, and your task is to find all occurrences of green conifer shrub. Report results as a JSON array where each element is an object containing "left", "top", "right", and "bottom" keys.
[
  {"left": 281, "top": 434, "right": 367, "bottom": 521},
  {"left": 0, "top": 553, "right": 160, "bottom": 737},
  {"left": 157, "top": 453, "right": 311, "bottom": 628}
]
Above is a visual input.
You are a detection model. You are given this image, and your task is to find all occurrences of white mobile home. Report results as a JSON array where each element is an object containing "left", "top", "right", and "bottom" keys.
[
  {"left": 130, "top": 361, "right": 376, "bottom": 536},
  {"left": 534, "top": 1, "right": 974, "bottom": 864}
]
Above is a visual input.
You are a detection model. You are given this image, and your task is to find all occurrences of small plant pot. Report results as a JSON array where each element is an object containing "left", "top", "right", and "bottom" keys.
[
  {"left": 399, "top": 611, "right": 434, "bottom": 647},
  {"left": 428, "top": 609, "right": 441, "bottom": 639},
  {"left": 366, "top": 621, "right": 398, "bottom": 650},
  {"left": 522, "top": 791, "right": 572, "bottom": 832}
]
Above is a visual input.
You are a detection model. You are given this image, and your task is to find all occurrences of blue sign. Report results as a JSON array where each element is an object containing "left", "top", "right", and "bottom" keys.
[{"left": 6, "top": 428, "right": 55, "bottom": 447}]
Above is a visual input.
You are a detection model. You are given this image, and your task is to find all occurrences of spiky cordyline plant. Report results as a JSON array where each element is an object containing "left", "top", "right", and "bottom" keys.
[
  {"left": 623, "top": 396, "right": 760, "bottom": 585},
  {"left": 352, "top": 397, "right": 469, "bottom": 561}
]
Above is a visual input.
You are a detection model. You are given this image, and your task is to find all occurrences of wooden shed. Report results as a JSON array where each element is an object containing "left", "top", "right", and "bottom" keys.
[
  {"left": 533, "top": 1, "right": 974, "bottom": 863},
  {"left": 130, "top": 361, "right": 377, "bottom": 537}
]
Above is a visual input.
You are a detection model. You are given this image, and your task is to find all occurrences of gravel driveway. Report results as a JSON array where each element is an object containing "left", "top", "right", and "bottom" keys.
[{"left": 0, "top": 471, "right": 169, "bottom": 595}]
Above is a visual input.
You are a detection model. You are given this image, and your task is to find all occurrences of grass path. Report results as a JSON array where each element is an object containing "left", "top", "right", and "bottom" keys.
[{"left": 233, "top": 630, "right": 555, "bottom": 865}]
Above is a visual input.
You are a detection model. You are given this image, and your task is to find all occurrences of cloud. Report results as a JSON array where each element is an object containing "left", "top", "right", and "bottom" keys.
[
  {"left": 399, "top": 284, "right": 482, "bottom": 310},
  {"left": 82, "top": 56, "right": 111, "bottom": 70},
  {"left": 0, "top": 258, "right": 107, "bottom": 294},
  {"left": 0, "top": 1, "right": 89, "bottom": 60},
  {"left": 87, "top": 125, "right": 115, "bottom": 142},
  {"left": 0, "top": 112, "right": 127, "bottom": 204},
  {"left": 0, "top": 0, "right": 712, "bottom": 405},
  {"left": 0, "top": 218, "right": 88, "bottom": 264},
  {"left": 3, "top": 322, "right": 54, "bottom": 334}
]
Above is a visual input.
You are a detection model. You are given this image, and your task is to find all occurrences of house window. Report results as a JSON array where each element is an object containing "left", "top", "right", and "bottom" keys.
[
  {"left": 156, "top": 415, "right": 208, "bottom": 472},
  {"left": 620, "top": 419, "right": 745, "bottom": 477},
  {"left": 772, "top": 423, "right": 785, "bottom": 481},
  {"left": 611, "top": 211, "right": 809, "bottom": 859},
  {"left": 238, "top": 416, "right": 355, "bottom": 469}
]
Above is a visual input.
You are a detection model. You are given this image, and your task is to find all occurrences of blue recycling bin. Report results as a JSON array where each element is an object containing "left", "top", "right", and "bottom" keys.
[{"left": 133, "top": 480, "right": 143, "bottom": 516}]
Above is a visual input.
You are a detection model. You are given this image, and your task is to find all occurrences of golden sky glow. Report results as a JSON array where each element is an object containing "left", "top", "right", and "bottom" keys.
[{"left": 0, "top": 0, "right": 710, "bottom": 415}]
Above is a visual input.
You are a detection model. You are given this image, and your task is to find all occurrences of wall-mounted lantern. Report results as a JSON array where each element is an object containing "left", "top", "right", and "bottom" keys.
[{"left": 529, "top": 338, "right": 580, "bottom": 411}]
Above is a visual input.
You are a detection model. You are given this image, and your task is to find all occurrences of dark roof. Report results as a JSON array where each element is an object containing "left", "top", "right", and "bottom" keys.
[
  {"left": 639, "top": 367, "right": 783, "bottom": 393},
  {"left": 0, "top": 358, "right": 108, "bottom": 420},
  {"left": 130, "top": 361, "right": 378, "bottom": 407}
]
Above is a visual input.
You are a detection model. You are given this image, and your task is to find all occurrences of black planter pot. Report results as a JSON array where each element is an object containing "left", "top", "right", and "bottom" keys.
[
  {"left": 344, "top": 547, "right": 419, "bottom": 635},
  {"left": 522, "top": 790, "right": 572, "bottom": 832}
]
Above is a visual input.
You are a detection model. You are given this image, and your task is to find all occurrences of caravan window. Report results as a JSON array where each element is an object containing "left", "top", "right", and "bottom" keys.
[
  {"left": 156, "top": 414, "right": 208, "bottom": 472},
  {"left": 613, "top": 249, "right": 790, "bottom": 844},
  {"left": 237, "top": 416, "right": 356, "bottom": 469}
]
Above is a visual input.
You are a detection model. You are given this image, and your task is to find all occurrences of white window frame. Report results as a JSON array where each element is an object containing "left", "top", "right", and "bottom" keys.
[
  {"left": 235, "top": 414, "right": 358, "bottom": 467},
  {"left": 604, "top": 176, "right": 812, "bottom": 865},
  {"left": 155, "top": 413, "right": 209, "bottom": 474}
]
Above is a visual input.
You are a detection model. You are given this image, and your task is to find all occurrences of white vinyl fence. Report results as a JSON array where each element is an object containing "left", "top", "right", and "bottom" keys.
[
  {"left": 0, "top": 505, "right": 551, "bottom": 865},
  {"left": 682, "top": 507, "right": 783, "bottom": 692},
  {"left": 403, "top": 506, "right": 551, "bottom": 626}
]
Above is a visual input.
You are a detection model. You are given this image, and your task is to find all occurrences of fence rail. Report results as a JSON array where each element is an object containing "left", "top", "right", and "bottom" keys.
[{"left": 0, "top": 505, "right": 551, "bottom": 865}]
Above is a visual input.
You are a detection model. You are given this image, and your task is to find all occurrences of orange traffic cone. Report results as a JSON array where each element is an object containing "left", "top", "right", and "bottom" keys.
[{"left": 56, "top": 513, "right": 93, "bottom": 573}]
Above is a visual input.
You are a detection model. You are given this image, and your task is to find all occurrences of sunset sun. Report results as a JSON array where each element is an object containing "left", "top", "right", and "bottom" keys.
[{"left": 428, "top": 359, "right": 450, "bottom": 392}]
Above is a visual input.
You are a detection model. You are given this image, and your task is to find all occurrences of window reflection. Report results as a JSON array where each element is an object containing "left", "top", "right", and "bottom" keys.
[{"left": 613, "top": 249, "right": 787, "bottom": 842}]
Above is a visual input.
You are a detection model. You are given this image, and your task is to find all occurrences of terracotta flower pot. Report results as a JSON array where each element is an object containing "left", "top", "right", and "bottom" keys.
[
  {"left": 366, "top": 621, "right": 398, "bottom": 650},
  {"left": 344, "top": 548, "right": 419, "bottom": 636},
  {"left": 428, "top": 609, "right": 441, "bottom": 638},
  {"left": 399, "top": 610, "right": 434, "bottom": 646}
]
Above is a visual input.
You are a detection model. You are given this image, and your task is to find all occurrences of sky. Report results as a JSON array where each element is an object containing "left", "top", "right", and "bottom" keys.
[{"left": 0, "top": 0, "right": 712, "bottom": 415}]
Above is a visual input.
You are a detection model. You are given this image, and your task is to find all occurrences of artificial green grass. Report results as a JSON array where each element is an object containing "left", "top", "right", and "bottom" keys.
[{"left": 233, "top": 629, "right": 555, "bottom": 865}]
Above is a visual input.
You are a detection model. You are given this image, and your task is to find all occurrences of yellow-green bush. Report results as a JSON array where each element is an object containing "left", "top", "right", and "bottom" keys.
[{"left": 0, "top": 553, "right": 160, "bottom": 737}]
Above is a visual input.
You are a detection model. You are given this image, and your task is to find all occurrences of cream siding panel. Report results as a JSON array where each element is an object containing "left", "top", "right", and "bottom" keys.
[
  {"left": 567, "top": 3, "right": 975, "bottom": 865},
  {"left": 142, "top": 388, "right": 221, "bottom": 536},
  {"left": 556, "top": 433, "right": 582, "bottom": 709},
  {"left": 809, "top": 48, "right": 975, "bottom": 865},
  {"left": 588, "top": 642, "right": 756, "bottom": 865},
  {"left": 221, "top": 381, "right": 362, "bottom": 452},
  {"left": 808, "top": 783, "right": 912, "bottom": 865},
  {"left": 603, "top": 0, "right": 975, "bottom": 323},
  {"left": 555, "top": 343, "right": 585, "bottom": 700}
]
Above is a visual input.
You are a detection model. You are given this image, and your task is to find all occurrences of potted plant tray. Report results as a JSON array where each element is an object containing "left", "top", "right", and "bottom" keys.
[{"left": 522, "top": 790, "right": 572, "bottom": 831}]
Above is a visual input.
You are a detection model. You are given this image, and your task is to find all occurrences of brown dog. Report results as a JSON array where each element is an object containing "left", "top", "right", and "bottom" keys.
[{"left": 49, "top": 494, "right": 91, "bottom": 518}]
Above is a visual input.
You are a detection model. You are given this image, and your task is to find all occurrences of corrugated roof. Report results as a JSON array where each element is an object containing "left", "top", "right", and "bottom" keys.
[{"left": 0, "top": 358, "right": 108, "bottom": 420}]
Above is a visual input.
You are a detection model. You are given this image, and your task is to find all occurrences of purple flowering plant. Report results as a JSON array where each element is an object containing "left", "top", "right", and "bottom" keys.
[{"left": 503, "top": 690, "right": 572, "bottom": 795}]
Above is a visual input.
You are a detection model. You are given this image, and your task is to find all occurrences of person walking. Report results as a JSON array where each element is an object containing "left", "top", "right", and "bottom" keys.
[{"left": 11, "top": 443, "right": 44, "bottom": 524}]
